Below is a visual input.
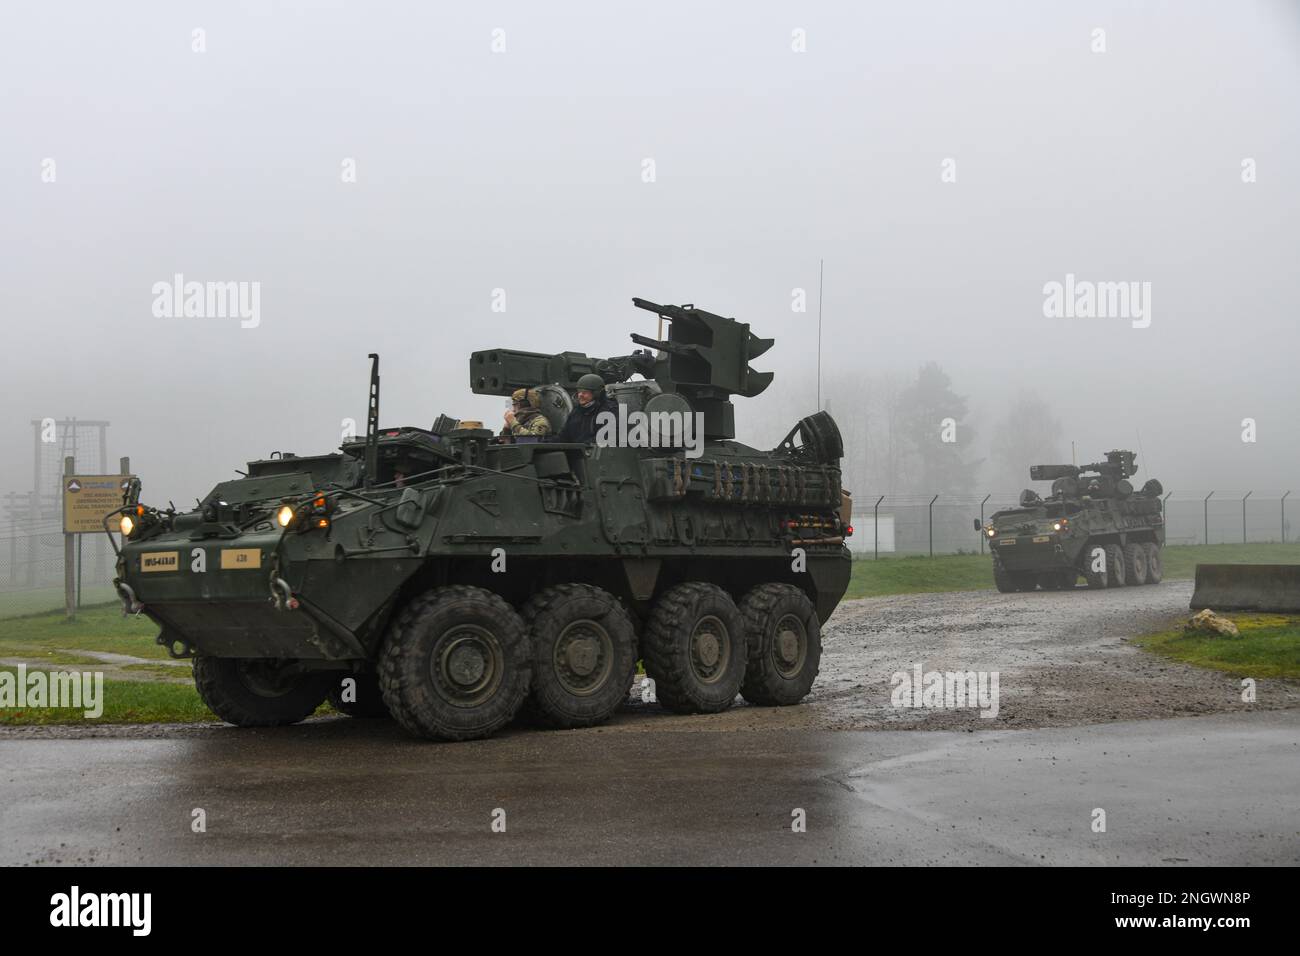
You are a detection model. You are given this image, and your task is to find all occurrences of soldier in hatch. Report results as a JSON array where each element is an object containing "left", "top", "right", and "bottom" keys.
[
  {"left": 500, "top": 387, "right": 552, "bottom": 441},
  {"left": 557, "top": 373, "right": 619, "bottom": 444}
]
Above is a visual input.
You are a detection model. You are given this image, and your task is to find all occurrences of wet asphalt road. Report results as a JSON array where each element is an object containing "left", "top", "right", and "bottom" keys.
[{"left": 2, "top": 710, "right": 1296, "bottom": 866}]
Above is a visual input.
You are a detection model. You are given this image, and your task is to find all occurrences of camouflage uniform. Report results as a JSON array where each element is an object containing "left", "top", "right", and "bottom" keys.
[{"left": 502, "top": 388, "right": 552, "bottom": 439}]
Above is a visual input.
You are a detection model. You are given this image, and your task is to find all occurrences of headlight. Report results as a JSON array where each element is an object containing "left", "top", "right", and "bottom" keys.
[
  {"left": 120, "top": 514, "right": 135, "bottom": 536},
  {"left": 986, "top": 527, "right": 996, "bottom": 537},
  {"left": 276, "top": 505, "right": 295, "bottom": 528},
  {"left": 1053, "top": 522, "right": 1061, "bottom": 531}
]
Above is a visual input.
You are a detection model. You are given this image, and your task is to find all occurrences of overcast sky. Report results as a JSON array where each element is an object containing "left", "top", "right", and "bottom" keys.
[{"left": 2, "top": 0, "right": 1297, "bottom": 509}]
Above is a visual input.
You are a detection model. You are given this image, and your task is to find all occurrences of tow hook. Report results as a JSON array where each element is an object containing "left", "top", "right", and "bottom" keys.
[
  {"left": 115, "top": 580, "right": 143, "bottom": 616},
  {"left": 270, "top": 576, "right": 299, "bottom": 611}
]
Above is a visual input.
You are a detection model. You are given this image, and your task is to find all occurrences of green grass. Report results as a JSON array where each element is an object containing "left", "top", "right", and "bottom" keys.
[
  {"left": 0, "top": 603, "right": 165, "bottom": 660},
  {"left": 1134, "top": 614, "right": 1300, "bottom": 679},
  {"left": 0, "top": 664, "right": 219, "bottom": 725},
  {"left": 845, "top": 542, "right": 1300, "bottom": 600},
  {"left": 844, "top": 553, "right": 993, "bottom": 599}
]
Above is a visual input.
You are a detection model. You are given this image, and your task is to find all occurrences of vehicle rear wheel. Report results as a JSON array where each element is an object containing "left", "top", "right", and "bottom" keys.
[
  {"left": 193, "top": 657, "right": 332, "bottom": 727},
  {"left": 1105, "top": 545, "right": 1127, "bottom": 587},
  {"left": 328, "top": 672, "right": 391, "bottom": 718},
  {"left": 643, "top": 582, "right": 747, "bottom": 714},
  {"left": 738, "top": 584, "right": 821, "bottom": 706},
  {"left": 1144, "top": 542, "right": 1163, "bottom": 584},
  {"left": 378, "top": 585, "right": 530, "bottom": 741},
  {"left": 1123, "top": 542, "right": 1149, "bottom": 586},
  {"left": 521, "top": 584, "right": 637, "bottom": 728}
]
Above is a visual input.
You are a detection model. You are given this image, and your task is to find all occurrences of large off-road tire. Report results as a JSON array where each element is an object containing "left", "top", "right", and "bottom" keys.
[
  {"left": 378, "top": 586, "right": 530, "bottom": 741},
  {"left": 1123, "top": 542, "right": 1149, "bottom": 586},
  {"left": 1144, "top": 542, "right": 1163, "bottom": 584},
  {"left": 521, "top": 584, "right": 637, "bottom": 728},
  {"left": 1105, "top": 544, "right": 1127, "bottom": 587},
  {"left": 193, "top": 657, "right": 332, "bottom": 728},
  {"left": 642, "top": 582, "right": 747, "bottom": 714},
  {"left": 328, "top": 672, "right": 391, "bottom": 718},
  {"left": 1082, "top": 545, "right": 1108, "bottom": 589},
  {"left": 993, "top": 563, "right": 1017, "bottom": 593},
  {"left": 737, "top": 584, "right": 821, "bottom": 706}
]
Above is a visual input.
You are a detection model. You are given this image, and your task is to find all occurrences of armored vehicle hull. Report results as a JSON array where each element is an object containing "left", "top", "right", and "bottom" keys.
[
  {"left": 978, "top": 451, "right": 1166, "bottom": 592},
  {"left": 112, "top": 300, "right": 853, "bottom": 740}
]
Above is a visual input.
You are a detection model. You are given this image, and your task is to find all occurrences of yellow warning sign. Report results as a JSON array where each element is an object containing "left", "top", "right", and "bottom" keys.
[{"left": 63, "top": 475, "right": 134, "bottom": 534}]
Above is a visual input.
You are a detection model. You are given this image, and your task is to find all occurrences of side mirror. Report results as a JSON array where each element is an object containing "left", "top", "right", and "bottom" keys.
[{"left": 973, "top": 518, "right": 982, "bottom": 532}]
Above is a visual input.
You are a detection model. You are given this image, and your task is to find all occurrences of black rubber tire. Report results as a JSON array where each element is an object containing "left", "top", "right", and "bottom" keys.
[
  {"left": 378, "top": 585, "right": 530, "bottom": 741},
  {"left": 738, "top": 584, "right": 821, "bottom": 706},
  {"left": 642, "top": 582, "right": 747, "bottom": 714},
  {"left": 193, "top": 657, "right": 332, "bottom": 728},
  {"left": 1083, "top": 545, "right": 1108, "bottom": 589},
  {"left": 1123, "top": 542, "right": 1149, "bottom": 586},
  {"left": 1144, "top": 543, "right": 1163, "bottom": 584},
  {"left": 328, "top": 672, "right": 391, "bottom": 718},
  {"left": 1038, "top": 573, "right": 1061, "bottom": 591},
  {"left": 993, "top": 563, "right": 1017, "bottom": 593},
  {"left": 1105, "top": 544, "right": 1127, "bottom": 587},
  {"left": 521, "top": 584, "right": 637, "bottom": 728}
]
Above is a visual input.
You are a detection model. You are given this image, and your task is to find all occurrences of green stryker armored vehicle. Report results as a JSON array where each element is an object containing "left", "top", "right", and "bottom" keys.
[
  {"left": 109, "top": 298, "right": 853, "bottom": 741},
  {"left": 976, "top": 450, "right": 1166, "bottom": 592}
]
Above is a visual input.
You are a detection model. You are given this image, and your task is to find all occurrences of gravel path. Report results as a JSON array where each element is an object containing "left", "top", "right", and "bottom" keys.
[{"left": 4, "top": 580, "right": 1296, "bottom": 740}]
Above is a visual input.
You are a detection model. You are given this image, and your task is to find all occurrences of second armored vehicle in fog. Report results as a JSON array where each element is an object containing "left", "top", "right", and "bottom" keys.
[
  {"left": 977, "top": 450, "right": 1165, "bottom": 592},
  {"left": 110, "top": 298, "right": 852, "bottom": 741}
]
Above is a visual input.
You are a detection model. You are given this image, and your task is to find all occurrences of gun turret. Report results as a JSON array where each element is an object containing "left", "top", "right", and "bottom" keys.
[{"left": 469, "top": 297, "right": 775, "bottom": 440}]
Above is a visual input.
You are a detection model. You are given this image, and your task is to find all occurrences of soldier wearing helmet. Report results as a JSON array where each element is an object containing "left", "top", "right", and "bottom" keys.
[
  {"left": 501, "top": 387, "right": 552, "bottom": 441},
  {"left": 557, "top": 373, "right": 619, "bottom": 444}
]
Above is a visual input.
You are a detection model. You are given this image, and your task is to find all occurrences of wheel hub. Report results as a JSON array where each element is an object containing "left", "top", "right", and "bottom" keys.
[
  {"left": 553, "top": 621, "right": 613, "bottom": 696},
  {"left": 689, "top": 615, "right": 729, "bottom": 683},
  {"left": 447, "top": 641, "right": 487, "bottom": 687},
  {"left": 432, "top": 625, "right": 502, "bottom": 707},
  {"left": 772, "top": 614, "right": 807, "bottom": 678}
]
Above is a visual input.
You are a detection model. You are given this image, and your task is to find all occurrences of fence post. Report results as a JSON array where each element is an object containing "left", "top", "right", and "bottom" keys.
[
  {"left": 873, "top": 495, "right": 884, "bottom": 560},
  {"left": 929, "top": 494, "right": 939, "bottom": 558},
  {"left": 1242, "top": 491, "right": 1251, "bottom": 544},
  {"left": 1204, "top": 491, "right": 1214, "bottom": 545},
  {"left": 979, "top": 494, "right": 990, "bottom": 554},
  {"left": 64, "top": 456, "right": 76, "bottom": 622},
  {"left": 1283, "top": 491, "right": 1291, "bottom": 544}
]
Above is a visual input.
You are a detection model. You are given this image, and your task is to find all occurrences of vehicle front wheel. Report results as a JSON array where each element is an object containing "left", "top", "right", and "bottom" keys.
[
  {"left": 378, "top": 586, "right": 531, "bottom": 741},
  {"left": 193, "top": 657, "right": 332, "bottom": 727},
  {"left": 1144, "top": 543, "right": 1163, "bottom": 584}
]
